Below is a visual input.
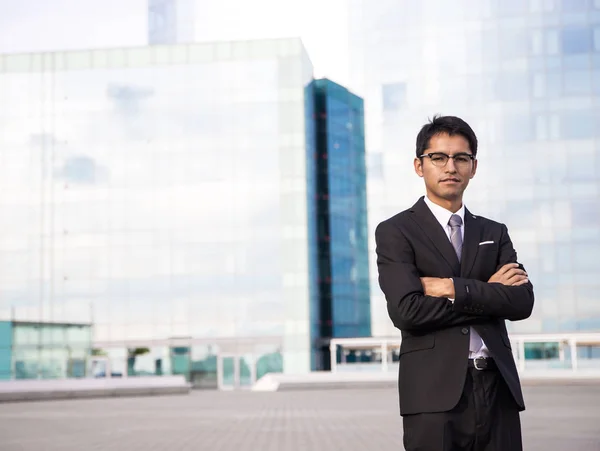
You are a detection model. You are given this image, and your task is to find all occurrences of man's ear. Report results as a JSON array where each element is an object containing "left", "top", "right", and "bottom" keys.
[
  {"left": 470, "top": 159, "right": 478, "bottom": 179},
  {"left": 414, "top": 157, "right": 424, "bottom": 177}
]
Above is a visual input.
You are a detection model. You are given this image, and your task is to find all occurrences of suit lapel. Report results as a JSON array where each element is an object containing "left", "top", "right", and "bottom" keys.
[
  {"left": 460, "top": 208, "right": 483, "bottom": 277},
  {"left": 409, "top": 197, "right": 460, "bottom": 275}
]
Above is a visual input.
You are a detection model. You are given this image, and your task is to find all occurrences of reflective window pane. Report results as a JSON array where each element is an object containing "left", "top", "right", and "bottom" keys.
[
  {"left": 381, "top": 82, "right": 407, "bottom": 110},
  {"left": 561, "top": 27, "right": 593, "bottom": 54},
  {"left": 560, "top": 0, "right": 590, "bottom": 11},
  {"left": 560, "top": 110, "right": 595, "bottom": 138},
  {"left": 564, "top": 70, "right": 592, "bottom": 94}
]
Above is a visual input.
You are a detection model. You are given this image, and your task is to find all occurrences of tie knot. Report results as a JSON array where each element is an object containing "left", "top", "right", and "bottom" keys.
[{"left": 449, "top": 214, "right": 462, "bottom": 228}]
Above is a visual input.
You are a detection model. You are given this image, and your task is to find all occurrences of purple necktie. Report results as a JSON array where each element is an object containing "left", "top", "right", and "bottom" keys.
[
  {"left": 448, "top": 214, "right": 482, "bottom": 353},
  {"left": 448, "top": 214, "right": 463, "bottom": 262}
]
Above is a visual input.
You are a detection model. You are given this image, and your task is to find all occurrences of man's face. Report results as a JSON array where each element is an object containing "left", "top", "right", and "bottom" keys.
[{"left": 414, "top": 133, "right": 477, "bottom": 203}]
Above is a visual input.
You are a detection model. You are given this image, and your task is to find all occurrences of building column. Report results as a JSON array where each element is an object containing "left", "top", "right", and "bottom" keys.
[
  {"left": 381, "top": 341, "right": 388, "bottom": 372},
  {"left": 559, "top": 341, "right": 565, "bottom": 365},
  {"left": 329, "top": 342, "right": 337, "bottom": 373},
  {"left": 518, "top": 340, "right": 526, "bottom": 372},
  {"left": 569, "top": 339, "right": 578, "bottom": 371}
]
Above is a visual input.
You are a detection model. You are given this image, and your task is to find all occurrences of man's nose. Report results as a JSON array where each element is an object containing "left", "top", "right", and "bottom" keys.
[{"left": 445, "top": 158, "right": 458, "bottom": 172}]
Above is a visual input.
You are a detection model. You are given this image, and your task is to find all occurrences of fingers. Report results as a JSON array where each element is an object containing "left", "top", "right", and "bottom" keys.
[
  {"left": 490, "top": 267, "right": 527, "bottom": 286},
  {"left": 505, "top": 268, "right": 527, "bottom": 278},
  {"left": 511, "top": 278, "right": 529, "bottom": 286},
  {"left": 505, "top": 268, "right": 528, "bottom": 286},
  {"left": 504, "top": 273, "right": 529, "bottom": 286},
  {"left": 498, "top": 263, "right": 519, "bottom": 275},
  {"left": 507, "top": 275, "right": 528, "bottom": 286},
  {"left": 488, "top": 264, "right": 530, "bottom": 286}
]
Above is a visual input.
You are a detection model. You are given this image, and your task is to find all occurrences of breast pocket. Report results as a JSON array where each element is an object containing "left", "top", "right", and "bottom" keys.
[{"left": 399, "top": 335, "right": 435, "bottom": 356}]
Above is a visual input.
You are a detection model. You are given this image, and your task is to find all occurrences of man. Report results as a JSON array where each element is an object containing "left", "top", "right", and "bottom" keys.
[{"left": 375, "top": 115, "right": 534, "bottom": 451}]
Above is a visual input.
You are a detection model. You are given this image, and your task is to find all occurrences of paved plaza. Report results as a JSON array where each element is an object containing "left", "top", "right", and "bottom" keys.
[{"left": 0, "top": 384, "right": 599, "bottom": 451}]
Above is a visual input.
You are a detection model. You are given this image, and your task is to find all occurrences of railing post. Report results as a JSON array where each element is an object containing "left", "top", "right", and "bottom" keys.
[
  {"left": 381, "top": 341, "right": 388, "bottom": 372},
  {"left": 330, "top": 342, "right": 337, "bottom": 373},
  {"left": 559, "top": 341, "right": 565, "bottom": 366},
  {"left": 569, "top": 339, "right": 578, "bottom": 371},
  {"left": 518, "top": 339, "right": 526, "bottom": 372}
]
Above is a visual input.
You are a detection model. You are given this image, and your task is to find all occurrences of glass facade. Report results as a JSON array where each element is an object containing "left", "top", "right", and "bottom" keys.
[
  {"left": 304, "top": 80, "right": 321, "bottom": 371},
  {"left": 348, "top": 0, "right": 600, "bottom": 336},
  {"left": 0, "top": 321, "right": 91, "bottom": 379},
  {"left": 311, "top": 79, "right": 371, "bottom": 369},
  {"left": 0, "top": 38, "right": 319, "bottom": 377},
  {"left": 0, "top": 322, "right": 12, "bottom": 380}
]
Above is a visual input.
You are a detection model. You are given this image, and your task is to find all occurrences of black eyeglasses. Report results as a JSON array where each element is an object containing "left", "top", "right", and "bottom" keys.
[{"left": 420, "top": 152, "right": 475, "bottom": 168}]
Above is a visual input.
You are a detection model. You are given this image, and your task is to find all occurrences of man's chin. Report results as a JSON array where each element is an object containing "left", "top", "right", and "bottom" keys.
[{"left": 435, "top": 190, "right": 464, "bottom": 202}]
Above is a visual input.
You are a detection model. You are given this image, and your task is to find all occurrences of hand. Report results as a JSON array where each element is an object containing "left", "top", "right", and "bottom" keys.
[
  {"left": 420, "top": 277, "right": 455, "bottom": 298},
  {"left": 488, "top": 263, "right": 528, "bottom": 286}
]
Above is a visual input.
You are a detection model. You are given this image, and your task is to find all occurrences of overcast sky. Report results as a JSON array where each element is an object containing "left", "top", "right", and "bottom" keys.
[{"left": 0, "top": 0, "right": 350, "bottom": 85}]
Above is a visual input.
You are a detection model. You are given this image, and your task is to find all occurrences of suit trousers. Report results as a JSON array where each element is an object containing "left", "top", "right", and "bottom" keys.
[{"left": 402, "top": 366, "right": 523, "bottom": 451}]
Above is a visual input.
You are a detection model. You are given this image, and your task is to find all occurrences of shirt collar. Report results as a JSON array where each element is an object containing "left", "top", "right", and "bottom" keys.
[{"left": 423, "top": 195, "right": 465, "bottom": 228}]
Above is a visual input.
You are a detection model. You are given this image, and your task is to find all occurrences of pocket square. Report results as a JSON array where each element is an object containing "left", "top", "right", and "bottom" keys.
[{"left": 479, "top": 241, "right": 494, "bottom": 246}]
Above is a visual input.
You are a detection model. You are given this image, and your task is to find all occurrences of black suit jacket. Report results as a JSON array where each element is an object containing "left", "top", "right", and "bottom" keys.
[{"left": 375, "top": 197, "right": 534, "bottom": 416}]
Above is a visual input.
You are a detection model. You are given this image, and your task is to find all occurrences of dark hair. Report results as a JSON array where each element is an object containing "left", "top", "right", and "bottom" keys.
[{"left": 415, "top": 115, "right": 478, "bottom": 158}]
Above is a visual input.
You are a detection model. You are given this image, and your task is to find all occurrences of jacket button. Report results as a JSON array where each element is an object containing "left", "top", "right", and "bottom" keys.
[{"left": 461, "top": 328, "right": 469, "bottom": 335}]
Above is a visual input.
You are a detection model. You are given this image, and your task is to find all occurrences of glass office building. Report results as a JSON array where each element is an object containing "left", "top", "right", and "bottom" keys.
[
  {"left": 147, "top": 0, "right": 303, "bottom": 46},
  {"left": 0, "top": 38, "right": 370, "bottom": 384},
  {"left": 311, "top": 79, "right": 371, "bottom": 369},
  {"left": 0, "top": 39, "right": 312, "bottom": 384},
  {"left": 348, "top": 0, "right": 600, "bottom": 337},
  {"left": 148, "top": 0, "right": 195, "bottom": 45}
]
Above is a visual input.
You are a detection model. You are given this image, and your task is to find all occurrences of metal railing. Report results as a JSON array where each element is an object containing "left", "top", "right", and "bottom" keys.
[{"left": 328, "top": 333, "right": 600, "bottom": 374}]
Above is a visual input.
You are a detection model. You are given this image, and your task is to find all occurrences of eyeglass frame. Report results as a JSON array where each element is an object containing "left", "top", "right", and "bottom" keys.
[{"left": 419, "top": 152, "right": 476, "bottom": 167}]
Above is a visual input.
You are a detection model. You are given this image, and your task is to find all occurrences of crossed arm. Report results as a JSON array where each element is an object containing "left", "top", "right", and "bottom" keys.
[{"left": 375, "top": 221, "right": 534, "bottom": 333}]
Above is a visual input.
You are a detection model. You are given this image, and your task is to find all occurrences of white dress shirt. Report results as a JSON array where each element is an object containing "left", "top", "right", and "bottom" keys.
[{"left": 423, "top": 196, "right": 489, "bottom": 359}]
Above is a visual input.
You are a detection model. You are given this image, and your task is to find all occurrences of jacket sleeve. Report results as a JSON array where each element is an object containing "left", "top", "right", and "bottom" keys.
[
  {"left": 375, "top": 220, "right": 489, "bottom": 332},
  {"left": 452, "top": 223, "right": 535, "bottom": 321}
]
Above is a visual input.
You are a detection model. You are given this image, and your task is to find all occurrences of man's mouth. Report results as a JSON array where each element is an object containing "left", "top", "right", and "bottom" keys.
[{"left": 440, "top": 178, "right": 460, "bottom": 183}]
